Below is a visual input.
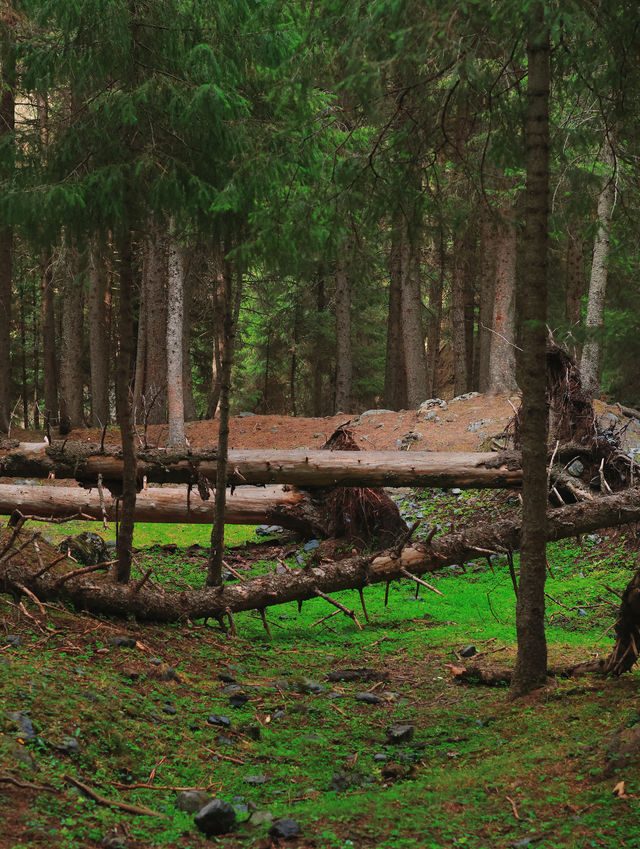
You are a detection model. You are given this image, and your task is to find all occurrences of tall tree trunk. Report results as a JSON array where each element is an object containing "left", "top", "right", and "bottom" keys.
[
  {"left": 312, "top": 272, "right": 326, "bottom": 417},
  {"left": 452, "top": 231, "right": 469, "bottom": 396},
  {"left": 580, "top": 139, "right": 616, "bottom": 398},
  {"left": 40, "top": 250, "right": 58, "bottom": 428},
  {"left": 488, "top": 201, "right": 518, "bottom": 393},
  {"left": 182, "top": 250, "right": 196, "bottom": 422},
  {"left": 401, "top": 217, "right": 427, "bottom": 408},
  {"left": 206, "top": 250, "right": 226, "bottom": 419},
  {"left": 476, "top": 211, "right": 496, "bottom": 392},
  {"left": 19, "top": 294, "right": 27, "bottom": 428},
  {"left": 426, "top": 228, "right": 445, "bottom": 398},
  {"left": 334, "top": 257, "right": 352, "bottom": 413},
  {"left": 115, "top": 230, "right": 137, "bottom": 584},
  {"left": 463, "top": 237, "right": 476, "bottom": 391},
  {"left": 564, "top": 225, "right": 586, "bottom": 328},
  {"left": 88, "top": 243, "right": 111, "bottom": 427},
  {"left": 0, "top": 35, "right": 14, "bottom": 432},
  {"left": 166, "top": 228, "right": 185, "bottom": 447},
  {"left": 32, "top": 276, "right": 40, "bottom": 430},
  {"left": 142, "top": 222, "right": 167, "bottom": 424},
  {"left": 511, "top": 6, "right": 550, "bottom": 696},
  {"left": 207, "top": 252, "right": 237, "bottom": 587},
  {"left": 58, "top": 246, "right": 85, "bottom": 432},
  {"left": 384, "top": 220, "right": 407, "bottom": 409}
]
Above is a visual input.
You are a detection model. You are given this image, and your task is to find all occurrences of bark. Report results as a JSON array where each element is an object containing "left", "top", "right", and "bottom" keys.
[
  {"left": 426, "top": 230, "right": 444, "bottom": 398},
  {"left": 384, "top": 220, "right": 407, "bottom": 410},
  {"left": 312, "top": 272, "right": 327, "bottom": 417},
  {"left": 564, "top": 225, "right": 586, "bottom": 328},
  {"left": 0, "top": 483, "right": 328, "bottom": 535},
  {"left": 476, "top": 212, "right": 496, "bottom": 392},
  {"left": 0, "top": 36, "right": 14, "bottom": 432},
  {"left": 207, "top": 252, "right": 237, "bottom": 586},
  {"left": 4, "top": 486, "right": 640, "bottom": 623},
  {"left": 166, "top": 228, "right": 185, "bottom": 447},
  {"left": 58, "top": 246, "right": 85, "bottom": 432},
  {"left": 206, "top": 251, "right": 225, "bottom": 419},
  {"left": 31, "top": 277, "right": 40, "bottom": 430},
  {"left": 132, "top": 259, "right": 146, "bottom": 419},
  {"left": 0, "top": 441, "right": 524, "bottom": 488},
  {"left": 580, "top": 139, "right": 616, "bottom": 398},
  {"left": 488, "top": 201, "right": 518, "bottom": 393},
  {"left": 511, "top": 8, "right": 550, "bottom": 696},
  {"left": 401, "top": 218, "right": 427, "bottom": 408},
  {"left": 142, "top": 223, "right": 167, "bottom": 424},
  {"left": 452, "top": 231, "right": 469, "bottom": 396},
  {"left": 114, "top": 231, "right": 137, "bottom": 583},
  {"left": 334, "top": 257, "right": 352, "bottom": 413},
  {"left": 40, "top": 250, "right": 58, "bottom": 427},
  {"left": 88, "top": 243, "right": 111, "bottom": 427},
  {"left": 181, "top": 250, "right": 196, "bottom": 422}
]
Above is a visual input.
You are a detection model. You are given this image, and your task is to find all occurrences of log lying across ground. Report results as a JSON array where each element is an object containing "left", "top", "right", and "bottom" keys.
[
  {"left": 3, "top": 487, "right": 640, "bottom": 623},
  {"left": 0, "top": 440, "right": 523, "bottom": 488},
  {"left": 0, "top": 483, "right": 328, "bottom": 535}
]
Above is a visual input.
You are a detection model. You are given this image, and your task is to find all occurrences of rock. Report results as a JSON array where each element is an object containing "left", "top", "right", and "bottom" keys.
[
  {"left": 4, "top": 634, "right": 21, "bottom": 647},
  {"left": 218, "top": 735, "right": 233, "bottom": 746},
  {"left": 108, "top": 636, "right": 137, "bottom": 649},
  {"left": 295, "top": 677, "right": 325, "bottom": 695},
  {"left": 176, "top": 789, "right": 211, "bottom": 813},
  {"left": 423, "top": 412, "right": 439, "bottom": 422},
  {"left": 194, "top": 798, "right": 237, "bottom": 836},
  {"left": 58, "top": 531, "right": 109, "bottom": 566},
  {"left": 244, "top": 774, "right": 269, "bottom": 785},
  {"left": 240, "top": 723, "right": 261, "bottom": 741},
  {"left": 237, "top": 411, "right": 256, "bottom": 418},
  {"left": 156, "top": 665, "right": 182, "bottom": 683},
  {"left": 268, "top": 818, "right": 301, "bottom": 840},
  {"left": 327, "top": 667, "right": 389, "bottom": 682},
  {"left": 360, "top": 409, "right": 393, "bottom": 417},
  {"left": 567, "top": 459, "right": 585, "bottom": 477},
  {"left": 303, "top": 539, "right": 320, "bottom": 552},
  {"left": 207, "top": 714, "right": 231, "bottom": 728},
  {"left": 451, "top": 392, "right": 479, "bottom": 402},
  {"left": 218, "top": 671, "right": 237, "bottom": 683},
  {"left": 229, "top": 692, "right": 249, "bottom": 708},
  {"left": 6, "top": 712, "right": 37, "bottom": 742},
  {"left": 55, "top": 736, "right": 80, "bottom": 754},
  {"left": 162, "top": 703, "right": 177, "bottom": 715},
  {"left": 248, "top": 810, "right": 274, "bottom": 827},
  {"left": 419, "top": 398, "right": 447, "bottom": 410},
  {"left": 9, "top": 743, "right": 37, "bottom": 770},
  {"left": 355, "top": 692, "right": 381, "bottom": 704},
  {"left": 373, "top": 753, "right": 388, "bottom": 763},
  {"left": 101, "top": 831, "right": 127, "bottom": 849},
  {"left": 467, "top": 418, "right": 493, "bottom": 432},
  {"left": 386, "top": 724, "right": 415, "bottom": 744},
  {"left": 459, "top": 644, "right": 477, "bottom": 658}
]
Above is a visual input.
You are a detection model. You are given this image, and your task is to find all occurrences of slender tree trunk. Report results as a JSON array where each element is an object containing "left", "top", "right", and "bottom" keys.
[
  {"left": 206, "top": 251, "right": 225, "bottom": 419},
  {"left": 32, "top": 276, "right": 40, "bottom": 430},
  {"left": 564, "top": 225, "right": 586, "bottom": 327},
  {"left": 115, "top": 230, "right": 137, "bottom": 584},
  {"left": 290, "top": 291, "right": 300, "bottom": 416},
  {"left": 40, "top": 250, "right": 58, "bottom": 428},
  {"left": 426, "top": 229, "right": 445, "bottom": 397},
  {"left": 511, "top": 6, "right": 550, "bottom": 696},
  {"left": 452, "top": 231, "right": 469, "bottom": 396},
  {"left": 580, "top": 139, "right": 616, "bottom": 398},
  {"left": 0, "top": 37, "right": 14, "bottom": 432},
  {"left": 181, "top": 250, "right": 196, "bottom": 422},
  {"left": 58, "top": 246, "right": 85, "bottom": 432},
  {"left": 142, "top": 222, "right": 167, "bottom": 423},
  {"left": 476, "top": 211, "right": 496, "bottom": 392},
  {"left": 384, "top": 220, "right": 407, "bottom": 409},
  {"left": 166, "top": 228, "right": 185, "bottom": 447},
  {"left": 132, "top": 262, "right": 146, "bottom": 423},
  {"left": 312, "top": 272, "right": 326, "bottom": 417},
  {"left": 334, "top": 257, "right": 352, "bottom": 413},
  {"left": 488, "top": 201, "right": 518, "bottom": 393},
  {"left": 463, "top": 237, "right": 476, "bottom": 391},
  {"left": 401, "top": 218, "right": 427, "bottom": 408},
  {"left": 19, "top": 295, "right": 27, "bottom": 428},
  {"left": 88, "top": 243, "right": 111, "bottom": 427},
  {"left": 207, "top": 253, "right": 237, "bottom": 587}
]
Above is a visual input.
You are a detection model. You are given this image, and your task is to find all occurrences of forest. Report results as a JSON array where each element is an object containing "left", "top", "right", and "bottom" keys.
[{"left": 2, "top": 1, "right": 640, "bottom": 848}]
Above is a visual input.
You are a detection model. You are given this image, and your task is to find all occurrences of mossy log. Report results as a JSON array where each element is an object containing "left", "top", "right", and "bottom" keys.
[{"left": 3, "top": 487, "right": 640, "bottom": 625}]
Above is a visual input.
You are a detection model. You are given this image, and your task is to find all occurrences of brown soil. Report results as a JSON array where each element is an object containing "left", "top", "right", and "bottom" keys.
[{"left": 11, "top": 393, "right": 520, "bottom": 453}]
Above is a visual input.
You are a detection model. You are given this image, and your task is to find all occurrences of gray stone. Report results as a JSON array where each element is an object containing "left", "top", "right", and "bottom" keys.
[
  {"left": 386, "top": 724, "right": 415, "bottom": 744},
  {"left": 229, "top": 692, "right": 249, "bottom": 708},
  {"left": 355, "top": 692, "right": 381, "bottom": 704},
  {"left": 7, "top": 712, "right": 37, "bottom": 742},
  {"left": 58, "top": 531, "right": 109, "bottom": 566},
  {"left": 303, "top": 539, "right": 320, "bottom": 552},
  {"left": 244, "top": 774, "right": 268, "bottom": 785},
  {"left": 467, "top": 418, "right": 493, "bottom": 432},
  {"left": 360, "top": 409, "right": 393, "bottom": 417},
  {"left": 248, "top": 810, "right": 274, "bottom": 827},
  {"left": 9, "top": 744, "right": 37, "bottom": 770},
  {"left": 5, "top": 634, "right": 21, "bottom": 647},
  {"left": 269, "top": 818, "right": 301, "bottom": 839},
  {"left": 296, "top": 677, "right": 325, "bottom": 695},
  {"left": 55, "top": 736, "right": 80, "bottom": 754},
  {"left": 101, "top": 833, "right": 126, "bottom": 849},
  {"left": 175, "top": 789, "right": 211, "bottom": 813},
  {"left": 423, "top": 411, "right": 439, "bottom": 422},
  {"left": 194, "top": 798, "right": 237, "bottom": 836},
  {"left": 108, "top": 636, "right": 136, "bottom": 649},
  {"left": 460, "top": 644, "right": 477, "bottom": 658},
  {"left": 237, "top": 411, "right": 256, "bottom": 418},
  {"left": 218, "top": 671, "right": 237, "bottom": 683},
  {"left": 419, "top": 398, "right": 447, "bottom": 410},
  {"left": 567, "top": 459, "right": 585, "bottom": 477},
  {"left": 207, "top": 714, "right": 231, "bottom": 728},
  {"left": 373, "top": 753, "right": 388, "bottom": 763},
  {"left": 451, "top": 392, "right": 479, "bottom": 402},
  {"left": 162, "top": 703, "right": 177, "bottom": 715}
]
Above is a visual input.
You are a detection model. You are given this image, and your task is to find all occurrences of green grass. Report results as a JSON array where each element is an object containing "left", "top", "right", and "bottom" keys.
[{"left": 2, "top": 491, "right": 640, "bottom": 848}]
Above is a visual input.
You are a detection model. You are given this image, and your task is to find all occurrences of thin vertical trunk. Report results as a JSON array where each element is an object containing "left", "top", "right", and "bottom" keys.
[
  {"left": 40, "top": 250, "right": 58, "bottom": 427},
  {"left": 312, "top": 272, "right": 326, "bottom": 417},
  {"left": 476, "top": 211, "right": 496, "bottom": 392},
  {"left": 488, "top": 202, "right": 518, "bottom": 393},
  {"left": 452, "top": 232, "right": 468, "bottom": 396},
  {"left": 580, "top": 140, "right": 616, "bottom": 398},
  {"left": 384, "top": 220, "right": 407, "bottom": 410},
  {"left": 115, "top": 229, "right": 137, "bottom": 584},
  {"left": 0, "top": 37, "right": 14, "bottom": 432},
  {"left": 132, "top": 270, "right": 146, "bottom": 423},
  {"left": 564, "top": 226, "right": 586, "bottom": 328},
  {"left": 58, "top": 246, "right": 85, "bottom": 432},
  {"left": 463, "top": 238, "right": 476, "bottom": 389},
  {"left": 143, "top": 222, "right": 167, "bottom": 424},
  {"left": 20, "top": 295, "right": 27, "bottom": 428},
  {"left": 182, "top": 250, "right": 196, "bottom": 422},
  {"left": 166, "top": 228, "right": 185, "bottom": 447},
  {"left": 88, "top": 243, "right": 111, "bottom": 427},
  {"left": 426, "top": 229, "right": 445, "bottom": 398},
  {"left": 290, "top": 293, "right": 300, "bottom": 416},
  {"left": 401, "top": 217, "right": 427, "bottom": 408},
  {"left": 32, "top": 276, "right": 39, "bottom": 430},
  {"left": 207, "top": 252, "right": 237, "bottom": 587},
  {"left": 511, "top": 5, "right": 550, "bottom": 696},
  {"left": 206, "top": 248, "right": 225, "bottom": 419},
  {"left": 334, "top": 257, "right": 352, "bottom": 413}
]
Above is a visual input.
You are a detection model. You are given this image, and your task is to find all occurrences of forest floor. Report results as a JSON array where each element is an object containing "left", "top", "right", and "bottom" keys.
[{"left": 3, "top": 394, "right": 640, "bottom": 848}]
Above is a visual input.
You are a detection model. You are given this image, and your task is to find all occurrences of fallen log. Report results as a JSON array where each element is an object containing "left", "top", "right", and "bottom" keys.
[
  {"left": 0, "top": 483, "right": 328, "bottom": 535},
  {"left": 3, "top": 487, "right": 640, "bottom": 623},
  {"left": 0, "top": 440, "right": 523, "bottom": 489}
]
